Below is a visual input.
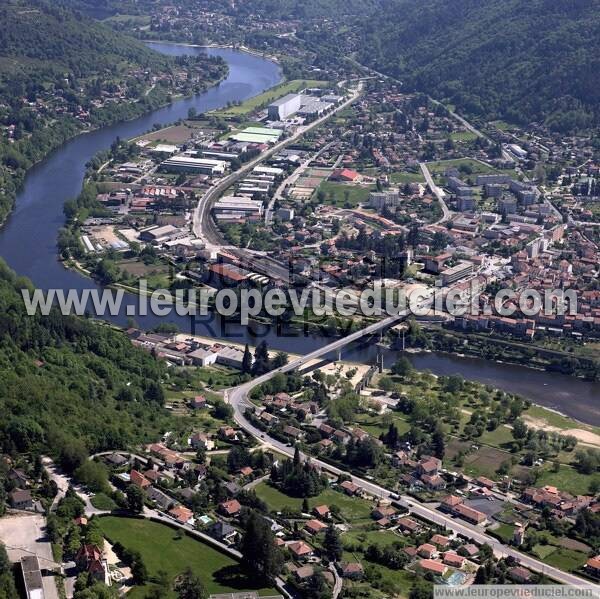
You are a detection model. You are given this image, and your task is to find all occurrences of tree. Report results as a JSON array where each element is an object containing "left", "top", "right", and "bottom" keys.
[
  {"left": 391, "top": 356, "right": 413, "bottom": 377},
  {"left": 512, "top": 418, "right": 528, "bottom": 440},
  {"left": 131, "top": 554, "right": 148, "bottom": 584},
  {"left": 431, "top": 428, "right": 445, "bottom": 459},
  {"left": 175, "top": 567, "right": 207, "bottom": 599},
  {"left": 323, "top": 525, "right": 343, "bottom": 562},
  {"left": 240, "top": 511, "right": 283, "bottom": 582},
  {"left": 126, "top": 485, "right": 145, "bottom": 513},
  {"left": 241, "top": 344, "right": 252, "bottom": 374},
  {"left": 252, "top": 341, "right": 270, "bottom": 376}
]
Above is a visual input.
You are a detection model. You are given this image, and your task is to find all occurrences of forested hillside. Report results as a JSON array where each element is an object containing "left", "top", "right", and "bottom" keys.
[
  {"left": 0, "top": 259, "right": 171, "bottom": 472},
  {"left": 0, "top": 0, "right": 226, "bottom": 225},
  {"left": 357, "top": 0, "right": 600, "bottom": 132}
]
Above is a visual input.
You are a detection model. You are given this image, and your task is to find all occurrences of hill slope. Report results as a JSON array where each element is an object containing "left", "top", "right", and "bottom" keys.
[
  {"left": 0, "top": 0, "right": 225, "bottom": 224},
  {"left": 357, "top": 0, "right": 600, "bottom": 132},
  {"left": 0, "top": 258, "right": 172, "bottom": 469}
]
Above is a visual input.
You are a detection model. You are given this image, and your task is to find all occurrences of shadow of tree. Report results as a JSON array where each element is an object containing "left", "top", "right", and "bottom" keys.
[{"left": 212, "top": 565, "right": 268, "bottom": 591}]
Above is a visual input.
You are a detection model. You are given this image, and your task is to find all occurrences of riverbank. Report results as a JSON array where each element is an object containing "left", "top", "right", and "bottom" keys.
[
  {"left": 0, "top": 66, "right": 228, "bottom": 231},
  {"left": 143, "top": 40, "right": 281, "bottom": 63}
]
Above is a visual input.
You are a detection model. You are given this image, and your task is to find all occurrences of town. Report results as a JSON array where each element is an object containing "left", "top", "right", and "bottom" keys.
[{"left": 1, "top": 2, "right": 600, "bottom": 599}]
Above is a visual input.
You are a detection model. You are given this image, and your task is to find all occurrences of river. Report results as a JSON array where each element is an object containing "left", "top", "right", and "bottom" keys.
[{"left": 0, "top": 42, "right": 598, "bottom": 424}]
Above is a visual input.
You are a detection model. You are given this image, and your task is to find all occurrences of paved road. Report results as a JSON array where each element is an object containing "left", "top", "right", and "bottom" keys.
[
  {"left": 192, "top": 85, "right": 362, "bottom": 249},
  {"left": 420, "top": 162, "right": 451, "bottom": 224},
  {"left": 265, "top": 141, "right": 335, "bottom": 223},
  {"left": 225, "top": 309, "right": 595, "bottom": 587}
]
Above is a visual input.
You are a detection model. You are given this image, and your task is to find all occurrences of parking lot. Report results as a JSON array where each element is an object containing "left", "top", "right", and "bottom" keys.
[{"left": 0, "top": 512, "right": 60, "bottom": 599}]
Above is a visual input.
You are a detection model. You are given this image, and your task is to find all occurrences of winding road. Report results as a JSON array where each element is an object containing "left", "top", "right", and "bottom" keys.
[{"left": 225, "top": 314, "right": 596, "bottom": 588}]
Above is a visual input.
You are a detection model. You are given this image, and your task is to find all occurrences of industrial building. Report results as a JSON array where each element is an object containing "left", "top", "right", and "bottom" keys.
[
  {"left": 267, "top": 93, "right": 302, "bottom": 120},
  {"left": 230, "top": 126, "right": 282, "bottom": 144},
  {"left": 213, "top": 196, "right": 264, "bottom": 221},
  {"left": 161, "top": 155, "right": 227, "bottom": 175}
]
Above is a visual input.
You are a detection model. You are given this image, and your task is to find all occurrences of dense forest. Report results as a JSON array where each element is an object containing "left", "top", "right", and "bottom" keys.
[
  {"left": 356, "top": 0, "right": 600, "bottom": 133},
  {"left": 0, "top": 259, "right": 172, "bottom": 473}
]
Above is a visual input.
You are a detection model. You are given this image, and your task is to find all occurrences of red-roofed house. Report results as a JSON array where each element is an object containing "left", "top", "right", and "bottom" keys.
[
  {"left": 418, "top": 559, "right": 447, "bottom": 576},
  {"left": 331, "top": 168, "right": 360, "bottom": 182},
  {"left": 169, "top": 505, "right": 193, "bottom": 524},
  {"left": 443, "top": 552, "right": 466, "bottom": 568},
  {"left": 417, "top": 543, "right": 438, "bottom": 559},
  {"left": 219, "top": 499, "right": 242, "bottom": 517},
  {"left": 288, "top": 540, "right": 314, "bottom": 560},
  {"left": 130, "top": 469, "right": 151, "bottom": 489},
  {"left": 304, "top": 519, "right": 328, "bottom": 535}
]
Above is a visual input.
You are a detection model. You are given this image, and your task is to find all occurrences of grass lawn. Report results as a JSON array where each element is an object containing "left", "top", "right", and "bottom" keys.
[
  {"left": 98, "top": 516, "right": 275, "bottom": 597},
  {"left": 532, "top": 544, "right": 556, "bottom": 559},
  {"left": 317, "top": 180, "right": 375, "bottom": 207},
  {"left": 254, "top": 483, "right": 373, "bottom": 521},
  {"left": 535, "top": 465, "right": 600, "bottom": 496},
  {"left": 462, "top": 445, "right": 510, "bottom": 479},
  {"left": 211, "top": 79, "right": 328, "bottom": 117},
  {"left": 477, "top": 426, "right": 515, "bottom": 449},
  {"left": 90, "top": 493, "right": 117, "bottom": 511},
  {"left": 343, "top": 528, "right": 404, "bottom": 549},
  {"left": 450, "top": 131, "right": 478, "bottom": 142},
  {"left": 390, "top": 171, "right": 424, "bottom": 184},
  {"left": 490, "top": 523, "right": 515, "bottom": 543},
  {"left": 426, "top": 158, "right": 498, "bottom": 175},
  {"left": 543, "top": 547, "right": 588, "bottom": 572}
]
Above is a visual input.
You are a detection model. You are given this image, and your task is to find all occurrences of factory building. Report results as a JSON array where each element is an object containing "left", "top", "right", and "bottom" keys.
[
  {"left": 267, "top": 93, "right": 302, "bottom": 120},
  {"left": 213, "top": 196, "right": 264, "bottom": 221},
  {"left": 161, "top": 155, "right": 227, "bottom": 176}
]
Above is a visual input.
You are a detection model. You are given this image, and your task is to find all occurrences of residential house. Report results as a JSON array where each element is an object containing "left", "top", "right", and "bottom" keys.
[
  {"left": 288, "top": 540, "right": 314, "bottom": 561},
  {"left": 190, "top": 432, "right": 215, "bottom": 451},
  {"left": 7, "top": 468, "right": 29, "bottom": 488},
  {"left": 169, "top": 505, "right": 194, "bottom": 525},
  {"left": 417, "top": 559, "right": 447, "bottom": 576},
  {"left": 340, "top": 562, "right": 364, "bottom": 580},
  {"left": 340, "top": 481, "right": 360, "bottom": 496},
  {"left": 417, "top": 543, "right": 438, "bottom": 559},
  {"left": 9, "top": 489, "right": 33, "bottom": 510},
  {"left": 443, "top": 552, "right": 466, "bottom": 568},
  {"left": 372, "top": 506, "right": 397, "bottom": 521},
  {"left": 209, "top": 521, "right": 239, "bottom": 545},
  {"left": 430, "top": 534, "right": 451, "bottom": 549},
  {"left": 453, "top": 503, "right": 487, "bottom": 525},
  {"left": 509, "top": 566, "right": 534, "bottom": 584},
  {"left": 130, "top": 470, "right": 151, "bottom": 489},
  {"left": 304, "top": 519, "right": 328, "bottom": 535},
  {"left": 219, "top": 499, "right": 242, "bottom": 517},
  {"left": 75, "top": 544, "right": 110, "bottom": 585},
  {"left": 146, "top": 487, "right": 175, "bottom": 511},
  {"left": 190, "top": 396, "right": 207, "bottom": 410},
  {"left": 585, "top": 556, "right": 600, "bottom": 578},
  {"left": 313, "top": 505, "right": 330, "bottom": 519},
  {"left": 397, "top": 517, "right": 420, "bottom": 533}
]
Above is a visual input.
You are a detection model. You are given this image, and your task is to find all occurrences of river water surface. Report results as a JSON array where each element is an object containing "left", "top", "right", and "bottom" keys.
[{"left": 0, "top": 42, "right": 598, "bottom": 424}]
